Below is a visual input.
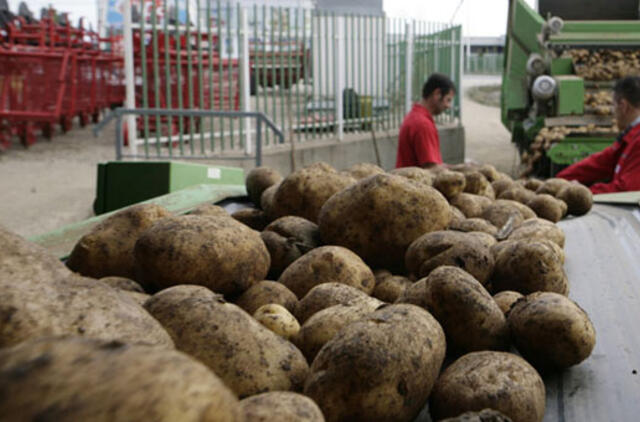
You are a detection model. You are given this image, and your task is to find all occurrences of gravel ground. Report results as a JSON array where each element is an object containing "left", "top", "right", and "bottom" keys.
[{"left": 0, "top": 74, "right": 519, "bottom": 238}]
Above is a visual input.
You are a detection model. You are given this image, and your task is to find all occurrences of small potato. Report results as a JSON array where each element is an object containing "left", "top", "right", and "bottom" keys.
[
  {"left": 390, "top": 166, "right": 434, "bottom": 188},
  {"left": 440, "top": 409, "right": 512, "bottom": 422},
  {"left": 395, "top": 277, "right": 429, "bottom": 308},
  {"left": 496, "top": 199, "right": 537, "bottom": 220},
  {"left": 450, "top": 206, "right": 467, "bottom": 225},
  {"left": 231, "top": 208, "right": 270, "bottom": 231},
  {"left": 557, "top": 183, "right": 593, "bottom": 216},
  {"left": 498, "top": 186, "right": 536, "bottom": 204},
  {"left": 295, "top": 282, "right": 382, "bottom": 323},
  {"left": 189, "top": 204, "right": 230, "bottom": 218},
  {"left": 450, "top": 193, "right": 493, "bottom": 218},
  {"left": 261, "top": 216, "right": 320, "bottom": 279},
  {"left": 536, "top": 178, "right": 570, "bottom": 196},
  {"left": 508, "top": 292, "right": 596, "bottom": 369},
  {"left": 239, "top": 392, "right": 324, "bottom": 422},
  {"left": 527, "top": 194, "right": 564, "bottom": 222},
  {"left": 450, "top": 218, "right": 498, "bottom": 235},
  {"left": 463, "top": 171, "right": 490, "bottom": 195},
  {"left": 347, "top": 162, "right": 385, "bottom": 180},
  {"left": 520, "top": 178, "right": 544, "bottom": 191},
  {"left": 491, "top": 179, "right": 515, "bottom": 197},
  {"left": 507, "top": 218, "right": 565, "bottom": 247},
  {"left": 478, "top": 164, "right": 500, "bottom": 182},
  {"left": 246, "top": 167, "right": 283, "bottom": 207},
  {"left": 99, "top": 276, "right": 145, "bottom": 293},
  {"left": 430, "top": 351, "right": 545, "bottom": 422},
  {"left": 434, "top": 170, "right": 467, "bottom": 198},
  {"left": 372, "top": 274, "right": 413, "bottom": 302},
  {"left": 260, "top": 184, "right": 280, "bottom": 221},
  {"left": 493, "top": 290, "right": 524, "bottom": 315},
  {"left": 253, "top": 304, "right": 300, "bottom": 340},
  {"left": 235, "top": 280, "right": 298, "bottom": 315}
]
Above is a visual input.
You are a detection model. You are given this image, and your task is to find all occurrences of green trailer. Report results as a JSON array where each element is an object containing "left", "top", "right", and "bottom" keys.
[{"left": 501, "top": 0, "right": 640, "bottom": 176}]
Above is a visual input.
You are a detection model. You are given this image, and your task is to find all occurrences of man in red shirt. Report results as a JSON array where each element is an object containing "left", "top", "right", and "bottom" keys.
[
  {"left": 557, "top": 76, "right": 640, "bottom": 194},
  {"left": 396, "top": 73, "right": 456, "bottom": 168}
]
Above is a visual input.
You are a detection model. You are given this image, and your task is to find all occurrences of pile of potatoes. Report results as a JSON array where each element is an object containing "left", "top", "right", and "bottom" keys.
[
  {"left": 568, "top": 48, "right": 640, "bottom": 81},
  {"left": 0, "top": 161, "right": 598, "bottom": 422}
]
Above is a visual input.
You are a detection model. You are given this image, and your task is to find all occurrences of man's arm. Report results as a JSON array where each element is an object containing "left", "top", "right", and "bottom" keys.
[
  {"left": 413, "top": 124, "right": 443, "bottom": 167},
  {"left": 588, "top": 141, "right": 640, "bottom": 193},
  {"left": 556, "top": 143, "right": 619, "bottom": 185}
]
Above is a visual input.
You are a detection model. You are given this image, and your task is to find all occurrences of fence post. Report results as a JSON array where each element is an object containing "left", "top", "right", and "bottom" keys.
[
  {"left": 334, "top": 15, "right": 344, "bottom": 140},
  {"left": 122, "top": 0, "right": 137, "bottom": 157},
  {"left": 458, "top": 27, "right": 464, "bottom": 123},
  {"left": 256, "top": 117, "right": 263, "bottom": 167},
  {"left": 240, "top": 6, "right": 252, "bottom": 155},
  {"left": 404, "top": 21, "right": 413, "bottom": 114}
]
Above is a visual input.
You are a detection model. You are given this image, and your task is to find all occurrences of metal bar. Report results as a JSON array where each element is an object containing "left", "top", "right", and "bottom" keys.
[
  {"left": 301, "top": 8, "right": 308, "bottom": 142},
  {"left": 175, "top": 0, "right": 184, "bottom": 154},
  {"left": 405, "top": 21, "right": 412, "bottom": 114},
  {"left": 227, "top": 3, "right": 234, "bottom": 149},
  {"left": 294, "top": 7, "right": 301, "bottom": 144},
  {"left": 271, "top": 6, "right": 277, "bottom": 143},
  {"left": 197, "top": 0, "right": 205, "bottom": 154},
  {"left": 123, "top": 0, "right": 137, "bottom": 155},
  {"left": 186, "top": 0, "right": 195, "bottom": 153},
  {"left": 152, "top": 1, "right": 160, "bottom": 155},
  {"left": 287, "top": 8, "right": 294, "bottom": 143},
  {"left": 279, "top": 7, "right": 285, "bottom": 141},
  {"left": 334, "top": 13, "right": 343, "bottom": 140},
  {"left": 115, "top": 114, "right": 123, "bottom": 160},
  {"left": 349, "top": 13, "right": 355, "bottom": 131},
  {"left": 208, "top": 0, "right": 214, "bottom": 151},
  {"left": 217, "top": 0, "right": 224, "bottom": 150},
  {"left": 140, "top": 2, "right": 149, "bottom": 157},
  {"left": 261, "top": 5, "right": 269, "bottom": 146},
  {"left": 240, "top": 4, "right": 251, "bottom": 154},
  {"left": 164, "top": 0, "right": 173, "bottom": 158},
  {"left": 256, "top": 117, "right": 263, "bottom": 166},
  {"left": 311, "top": 11, "right": 317, "bottom": 139},
  {"left": 369, "top": 15, "right": 373, "bottom": 129},
  {"left": 324, "top": 11, "right": 329, "bottom": 138},
  {"left": 238, "top": 2, "right": 245, "bottom": 150}
]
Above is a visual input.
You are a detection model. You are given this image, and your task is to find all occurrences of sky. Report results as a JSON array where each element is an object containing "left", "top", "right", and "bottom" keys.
[{"left": 7, "top": 0, "right": 537, "bottom": 37}]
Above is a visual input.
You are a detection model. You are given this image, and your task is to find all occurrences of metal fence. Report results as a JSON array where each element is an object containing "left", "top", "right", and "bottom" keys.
[
  {"left": 120, "top": 1, "right": 463, "bottom": 159},
  {"left": 465, "top": 53, "right": 503, "bottom": 75}
]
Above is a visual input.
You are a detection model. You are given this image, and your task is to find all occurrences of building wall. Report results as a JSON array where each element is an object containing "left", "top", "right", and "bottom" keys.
[{"left": 315, "top": 0, "right": 384, "bottom": 16}]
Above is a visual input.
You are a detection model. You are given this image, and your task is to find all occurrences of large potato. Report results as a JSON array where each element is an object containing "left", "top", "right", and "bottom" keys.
[
  {"left": 0, "top": 226, "right": 173, "bottom": 349},
  {"left": 235, "top": 280, "right": 298, "bottom": 314},
  {"left": 390, "top": 166, "right": 434, "bottom": 187},
  {"left": 319, "top": 174, "right": 451, "bottom": 271},
  {"left": 189, "top": 203, "right": 230, "bottom": 218},
  {"left": 0, "top": 337, "right": 242, "bottom": 422},
  {"left": 260, "top": 183, "right": 280, "bottom": 220},
  {"left": 273, "top": 162, "right": 356, "bottom": 222},
  {"left": 536, "top": 177, "right": 570, "bottom": 196},
  {"left": 295, "top": 282, "right": 382, "bottom": 323},
  {"left": 449, "top": 217, "right": 498, "bottom": 235},
  {"left": 450, "top": 193, "right": 493, "bottom": 218},
  {"left": 557, "top": 183, "right": 593, "bottom": 216},
  {"left": 145, "top": 285, "right": 309, "bottom": 398},
  {"left": 508, "top": 292, "right": 596, "bottom": 369},
  {"left": 253, "top": 304, "right": 301, "bottom": 340},
  {"left": 434, "top": 170, "right": 467, "bottom": 198},
  {"left": 67, "top": 204, "right": 171, "bottom": 280},
  {"left": 429, "top": 351, "right": 545, "bottom": 422},
  {"left": 406, "top": 231, "right": 494, "bottom": 286},
  {"left": 507, "top": 218, "right": 565, "bottom": 247},
  {"left": 261, "top": 216, "right": 321, "bottom": 278},
  {"left": 422, "top": 266, "right": 509, "bottom": 353},
  {"left": 99, "top": 276, "right": 145, "bottom": 293},
  {"left": 481, "top": 201, "right": 525, "bottom": 229},
  {"left": 278, "top": 246, "right": 375, "bottom": 298},
  {"left": 527, "top": 194, "right": 564, "bottom": 222},
  {"left": 304, "top": 304, "right": 446, "bottom": 422},
  {"left": 239, "top": 392, "right": 325, "bottom": 422},
  {"left": 347, "top": 162, "right": 385, "bottom": 180},
  {"left": 492, "top": 239, "right": 568, "bottom": 295},
  {"left": 134, "top": 215, "right": 270, "bottom": 295},
  {"left": 246, "top": 166, "right": 283, "bottom": 206}
]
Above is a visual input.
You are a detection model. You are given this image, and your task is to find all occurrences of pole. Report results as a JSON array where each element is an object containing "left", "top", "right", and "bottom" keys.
[
  {"left": 334, "top": 15, "right": 344, "bottom": 140},
  {"left": 240, "top": 7, "right": 252, "bottom": 155},
  {"left": 123, "top": 0, "right": 137, "bottom": 156},
  {"left": 404, "top": 21, "right": 413, "bottom": 114}
]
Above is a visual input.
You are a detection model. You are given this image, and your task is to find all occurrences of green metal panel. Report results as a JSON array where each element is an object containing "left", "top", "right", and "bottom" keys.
[
  {"left": 94, "top": 161, "right": 245, "bottom": 214},
  {"left": 561, "top": 20, "right": 640, "bottom": 33},
  {"left": 550, "top": 57, "right": 573, "bottom": 75},
  {"left": 547, "top": 137, "right": 614, "bottom": 165},
  {"left": 555, "top": 75, "right": 585, "bottom": 116}
]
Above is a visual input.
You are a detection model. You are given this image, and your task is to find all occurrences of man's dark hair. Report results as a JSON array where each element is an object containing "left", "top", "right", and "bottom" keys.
[
  {"left": 422, "top": 73, "right": 456, "bottom": 100},
  {"left": 614, "top": 76, "right": 640, "bottom": 108}
]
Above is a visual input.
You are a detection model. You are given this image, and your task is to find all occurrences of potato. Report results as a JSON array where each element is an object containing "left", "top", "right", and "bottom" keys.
[
  {"left": 273, "top": 162, "right": 356, "bottom": 223},
  {"left": 491, "top": 178, "right": 515, "bottom": 197},
  {"left": 318, "top": 174, "right": 451, "bottom": 271},
  {"left": 535, "top": 177, "right": 570, "bottom": 196},
  {"left": 253, "top": 303, "right": 300, "bottom": 340},
  {"left": 235, "top": 280, "right": 298, "bottom": 314},
  {"left": 429, "top": 351, "right": 545, "bottom": 422},
  {"left": 466, "top": 231, "right": 498, "bottom": 249},
  {"left": 450, "top": 193, "right": 493, "bottom": 218},
  {"left": 406, "top": 231, "right": 494, "bottom": 286},
  {"left": 520, "top": 178, "right": 544, "bottom": 191},
  {"left": 450, "top": 205, "right": 467, "bottom": 225},
  {"left": 304, "top": 304, "right": 446, "bottom": 422},
  {"left": 479, "top": 183, "right": 496, "bottom": 200},
  {"left": 463, "top": 171, "right": 490, "bottom": 195},
  {"left": 450, "top": 217, "right": 498, "bottom": 235},
  {"left": 498, "top": 186, "right": 536, "bottom": 204},
  {"left": 440, "top": 409, "right": 512, "bottom": 422},
  {"left": 278, "top": 246, "right": 375, "bottom": 298},
  {"left": 434, "top": 170, "right": 467, "bottom": 198},
  {"left": 527, "top": 194, "right": 564, "bottom": 222},
  {"left": 507, "top": 218, "right": 565, "bottom": 247},
  {"left": 134, "top": 215, "right": 270, "bottom": 295},
  {"left": 347, "top": 162, "right": 385, "bottom": 180},
  {"left": 231, "top": 208, "right": 270, "bottom": 231},
  {"left": 557, "top": 183, "right": 593, "bottom": 216},
  {"left": 239, "top": 392, "right": 325, "bottom": 422},
  {"left": 99, "top": 276, "right": 145, "bottom": 293},
  {"left": 390, "top": 166, "right": 434, "bottom": 187},
  {"left": 508, "top": 292, "right": 596, "bottom": 369},
  {"left": 0, "top": 337, "right": 242, "bottom": 422},
  {"left": 495, "top": 171, "right": 514, "bottom": 181},
  {"left": 260, "top": 183, "right": 280, "bottom": 220},
  {"left": 261, "top": 216, "right": 321, "bottom": 278},
  {"left": 295, "top": 282, "right": 382, "bottom": 323},
  {"left": 422, "top": 266, "right": 509, "bottom": 353},
  {"left": 496, "top": 199, "right": 537, "bottom": 220},
  {"left": 478, "top": 164, "right": 500, "bottom": 182},
  {"left": 481, "top": 201, "right": 525, "bottom": 229},
  {"left": 0, "top": 226, "right": 173, "bottom": 349},
  {"left": 395, "top": 277, "right": 429, "bottom": 308},
  {"left": 493, "top": 290, "right": 524, "bottom": 315},
  {"left": 492, "top": 239, "right": 568, "bottom": 295},
  {"left": 246, "top": 166, "right": 283, "bottom": 206},
  {"left": 189, "top": 203, "right": 230, "bottom": 218},
  {"left": 293, "top": 303, "right": 372, "bottom": 361},
  {"left": 67, "top": 204, "right": 171, "bottom": 280},
  {"left": 145, "top": 285, "right": 309, "bottom": 398},
  {"left": 123, "top": 290, "right": 151, "bottom": 306},
  {"left": 372, "top": 274, "right": 413, "bottom": 303}
]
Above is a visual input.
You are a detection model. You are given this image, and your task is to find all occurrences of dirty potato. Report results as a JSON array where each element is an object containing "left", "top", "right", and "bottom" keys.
[
  {"left": 372, "top": 274, "right": 413, "bottom": 303},
  {"left": 535, "top": 178, "right": 570, "bottom": 196},
  {"left": 434, "top": 170, "right": 467, "bottom": 198},
  {"left": 527, "top": 194, "right": 565, "bottom": 222},
  {"left": 235, "top": 280, "right": 298, "bottom": 315},
  {"left": 390, "top": 166, "right": 434, "bottom": 187},
  {"left": 239, "top": 391, "right": 325, "bottom": 422},
  {"left": 189, "top": 203, "right": 230, "bottom": 218},
  {"left": 557, "top": 183, "right": 593, "bottom": 216},
  {"left": 246, "top": 167, "right": 283, "bottom": 207},
  {"left": 449, "top": 218, "right": 498, "bottom": 235},
  {"left": 260, "top": 183, "right": 280, "bottom": 221},
  {"left": 261, "top": 216, "right": 321, "bottom": 278},
  {"left": 498, "top": 186, "right": 536, "bottom": 205},
  {"left": 493, "top": 290, "right": 524, "bottom": 315},
  {"left": 347, "top": 162, "right": 385, "bottom": 180},
  {"left": 231, "top": 208, "right": 270, "bottom": 231},
  {"left": 507, "top": 218, "right": 565, "bottom": 247},
  {"left": 253, "top": 304, "right": 300, "bottom": 340},
  {"left": 450, "top": 193, "right": 493, "bottom": 218},
  {"left": 295, "top": 282, "right": 382, "bottom": 323},
  {"left": 99, "top": 276, "right": 145, "bottom": 293}
]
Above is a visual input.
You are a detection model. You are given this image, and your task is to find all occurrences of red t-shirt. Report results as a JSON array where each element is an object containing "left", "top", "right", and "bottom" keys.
[
  {"left": 557, "top": 123, "right": 640, "bottom": 194},
  {"left": 395, "top": 103, "right": 443, "bottom": 168}
]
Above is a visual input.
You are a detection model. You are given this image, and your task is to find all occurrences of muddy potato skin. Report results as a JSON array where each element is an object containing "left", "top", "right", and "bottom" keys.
[
  {"left": 527, "top": 194, "right": 564, "bottom": 223},
  {"left": 295, "top": 282, "right": 382, "bottom": 323},
  {"left": 440, "top": 409, "right": 513, "bottom": 422},
  {"left": 67, "top": 204, "right": 171, "bottom": 280},
  {"left": 348, "top": 162, "right": 385, "bottom": 180},
  {"left": 424, "top": 267, "right": 509, "bottom": 353},
  {"left": 450, "top": 193, "right": 493, "bottom": 218},
  {"left": 389, "top": 166, "right": 434, "bottom": 187},
  {"left": 278, "top": 246, "right": 375, "bottom": 298},
  {"left": 145, "top": 285, "right": 309, "bottom": 398},
  {"left": 189, "top": 203, "right": 230, "bottom": 218},
  {"left": 492, "top": 240, "right": 568, "bottom": 295},
  {"left": 406, "top": 231, "right": 495, "bottom": 286},
  {"left": 491, "top": 179, "right": 515, "bottom": 197},
  {"left": 557, "top": 184, "right": 593, "bottom": 216},
  {"left": 507, "top": 218, "right": 565, "bottom": 247},
  {"left": 493, "top": 291, "right": 524, "bottom": 315},
  {"left": 450, "top": 218, "right": 498, "bottom": 235},
  {"left": 508, "top": 292, "right": 596, "bottom": 369},
  {"left": 498, "top": 187, "right": 536, "bottom": 205},
  {"left": 99, "top": 276, "right": 145, "bottom": 293},
  {"left": 464, "top": 171, "right": 490, "bottom": 195},
  {"left": 231, "top": 208, "right": 270, "bottom": 231},
  {"left": 260, "top": 184, "right": 280, "bottom": 220},
  {"left": 134, "top": 215, "right": 270, "bottom": 295},
  {"left": 261, "top": 216, "right": 321, "bottom": 278},
  {"left": 429, "top": 351, "right": 545, "bottom": 422},
  {"left": 372, "top": 275, "right": 413, "bottom": 302},
  {"left": 434, "top": 170, "right": 467, "bottom": 198},
  {"left": 253, "top": 304, "right": 301, "bottom": 340},
  {"left": 535, "top": 178, "right": 570, "bottom": 196},
  {"left": 246, "top": 167, "right": 283, "bottom": 206},
  {"left": 273, "top": 162, "right": 356, "bottom": 223},
  {"left": 481, "top": 202, "right": 525, "bottom": 229},
  {"left": 319, "top": 174, "right": 451, "bottom": 271},
  {"left": 395, "top": 277, "right": 429, "bottom": 308},
  {"left": 0, "top": 337, "right": 242, "bottom": 422},
  {"left": 240, "top": 391, "right": 325, "bottom": 422},
  {"left": 520, "top": 178, "right": 544, "bottom": 192},
  {"left": 235, "top": 280, "right": 298, "bottom": 315},
  {"left": 450, "top": 206, "right": 467, "bottom": 225},
  {"left": 304, "top": 304, "right": 446, "bottom": 422}
]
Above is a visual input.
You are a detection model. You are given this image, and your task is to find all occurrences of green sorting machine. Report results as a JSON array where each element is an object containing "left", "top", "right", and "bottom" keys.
[{"left": 501, "top": 0, "right": 640, "bottom": 176}]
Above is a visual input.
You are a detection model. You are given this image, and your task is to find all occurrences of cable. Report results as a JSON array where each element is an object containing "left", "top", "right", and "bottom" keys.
[{"left": 450, "top": 0, "right": 465, "bottom": 24}]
